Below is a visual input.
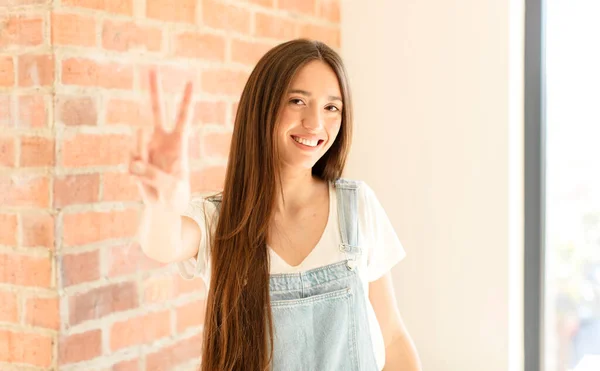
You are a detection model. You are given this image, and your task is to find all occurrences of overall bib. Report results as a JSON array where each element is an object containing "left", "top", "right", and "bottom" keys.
[{"left": 208, "top": 179, "right": 378, "bottom": 371}]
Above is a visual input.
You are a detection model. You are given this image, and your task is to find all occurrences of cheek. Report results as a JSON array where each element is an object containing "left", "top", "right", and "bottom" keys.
[
  {"left": 277, "top": 109, "right": 297, "bottom": 133},
  {"left": 329, "top": 119, "right": 342, "bottom": 138}
]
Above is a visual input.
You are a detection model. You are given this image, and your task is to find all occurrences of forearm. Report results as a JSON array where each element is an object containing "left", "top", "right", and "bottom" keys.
[{"left": 383, "top": 333, "right": 422, "bottom": 371}]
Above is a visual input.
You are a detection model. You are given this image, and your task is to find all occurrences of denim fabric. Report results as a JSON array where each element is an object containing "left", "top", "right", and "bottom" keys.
[
  {"left": 268, "top": 179, "right": 377, "bottom": 371},
  {"left": 208, "top": 179, "right": 378, "bottom": 370}
]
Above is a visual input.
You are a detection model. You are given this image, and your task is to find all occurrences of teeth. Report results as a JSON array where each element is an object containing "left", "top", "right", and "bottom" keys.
[{"left": 293, "top": 136, "right": 319, "bottom": 147}]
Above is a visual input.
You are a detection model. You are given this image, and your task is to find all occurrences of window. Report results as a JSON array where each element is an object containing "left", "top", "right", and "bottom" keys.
[{"left": 526, "top": 1, "right": 600, "bottom": 370}]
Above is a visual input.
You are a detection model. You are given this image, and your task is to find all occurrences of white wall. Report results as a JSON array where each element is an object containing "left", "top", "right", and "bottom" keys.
[{"left": 341, "top": 1, "right": 525, "bottom": 370}]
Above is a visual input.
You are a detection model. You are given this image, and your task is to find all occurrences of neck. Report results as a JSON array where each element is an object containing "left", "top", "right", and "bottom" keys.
[{"left": 274, "top": 167, "right": 323, "bottom": 215}]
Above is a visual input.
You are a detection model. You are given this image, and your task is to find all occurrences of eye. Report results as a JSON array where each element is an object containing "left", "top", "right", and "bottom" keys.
[
  {"left": 289, "top": 98, "right": 305, "bottom": 106},
  {"left": 326, "top": 105, "right": 341, "bottom": 112}
]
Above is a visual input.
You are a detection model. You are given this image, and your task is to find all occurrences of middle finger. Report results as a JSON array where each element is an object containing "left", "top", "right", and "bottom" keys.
[{"left": 149, "top": 70, "right": 165, "bottom": 133}]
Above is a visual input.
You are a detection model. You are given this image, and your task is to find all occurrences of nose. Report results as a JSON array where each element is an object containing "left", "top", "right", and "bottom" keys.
[{"left": 301, "top": 106, "right": 324, "bottom": 132}]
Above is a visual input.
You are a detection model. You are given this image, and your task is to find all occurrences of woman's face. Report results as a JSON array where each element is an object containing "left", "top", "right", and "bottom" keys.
[{"left": 276, "top": 60, "right": 343, "bottom": 171}]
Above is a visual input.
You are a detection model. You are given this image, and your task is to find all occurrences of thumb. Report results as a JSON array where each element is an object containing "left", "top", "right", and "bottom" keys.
[{"left": 135, "top": 177, "right": 158, "bottom": 203}]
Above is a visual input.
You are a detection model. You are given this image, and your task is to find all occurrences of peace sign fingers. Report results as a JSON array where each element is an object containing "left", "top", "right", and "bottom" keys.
[
  {"left": 149, "top": 70, "right": 165, "bottom": 134},
  {"left": 149, "top": 70, "right": 193, "bottom": 137},
  {"left": 174, "top": 81, "right": 193, "bottom": 135}
]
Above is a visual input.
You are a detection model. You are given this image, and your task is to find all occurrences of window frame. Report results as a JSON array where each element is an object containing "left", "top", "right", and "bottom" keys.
[{"left": 524, "top": 0, "right": 546, "bottom": 370}]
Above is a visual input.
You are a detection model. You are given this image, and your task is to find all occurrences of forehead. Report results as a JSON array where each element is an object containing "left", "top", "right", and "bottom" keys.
[{"left": 289, "top": 60, "right": 342, "bottom": 96}]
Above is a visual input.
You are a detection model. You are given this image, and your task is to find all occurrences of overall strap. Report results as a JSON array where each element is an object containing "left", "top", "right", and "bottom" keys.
[
  {"left": 205, "top": 194, "right": 222, "bottom": 213},
  {"left": 334, "top": 178, "right": 362, "bottom": 269}
]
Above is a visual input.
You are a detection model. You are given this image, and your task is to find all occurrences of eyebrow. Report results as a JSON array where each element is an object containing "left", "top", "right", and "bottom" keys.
[{"left": 288, "top": 89, "right": 343, "bottom": 103}]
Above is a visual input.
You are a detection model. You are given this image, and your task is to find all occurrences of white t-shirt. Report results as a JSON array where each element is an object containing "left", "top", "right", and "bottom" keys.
[{"left": 178, "top": 181, "right": 406, "bottom": 370}]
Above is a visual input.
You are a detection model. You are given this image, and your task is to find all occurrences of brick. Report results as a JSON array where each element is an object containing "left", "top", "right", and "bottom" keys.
[
  {"left": 319, "top": 0, "right": 340, "bottom": 23},
  {"left": 298, "top": 23, "right": 340, "bottom": 48},
  {"left": 103, "top": 172, "right": 140, "bottom": 202},
  {"left": 18, "top": 54, "right": 54, "bottom": 87},
  {"left": 0, "top": 57, "right": 15, "bottom": 87},
  {"left": 255, "top": 13, "right": 296, "bottom": 40},
  {"left": 61, "top": 250, "right": 100, "bottom": 286},
  {"left": 106, "top": 97, "right": 151, "bottom": 126},
  {"left": 238, "top": 0, "right": 272, "bottom": 7},
  {"left": 278, "top": 0, "right": 316, "bottom": 15},
  {"left": 24, "top": 296, "right": 59, "bottom": 330},
  {"left": 0, "top": 175, "right": 50, "bottom": 208},
  {"left": 231, "top": 101, "right": 239, "bottom": 125},
  {"left": 203, "top": 132, "right": 231, "bottom": 158},
  {"left": 110, "top": 310, "right": 171, "bottom": 351},
  {"left": 62, "top": 58, "right": 134, "bottom": 90},
  {"left": 0, "top": 253, "right": 51, "bottom": 287},
  {"left": 193, "top": 101, "right": 227, "bottom": 126},
  {"left": 0, "top": 213, "right": 17, "bottom": 245},
  {"left": 0, "top": 330, "right": 53, "bottom": 367},
  {"left": 173, "top": 32, "right": 225, "bottom": 61},
  {"left": 176, "top": 300, "right": 205, "bottom": 333},
  {"left": 53, "top": 174, "right": 100, "bottom": 208},
  {"left": 52, "top": 13, "right": 96, "bottom": 47},
  {"left": 69, "top": 282, "right": 138, "bottom": 325},
  {"left": 0, "top": 16, "right": 43, "bottom": 48},
  {"left": 0, "top": 136, "right": 16, "bottom": 167},
  {"left": 18, "top": 95, "right": 47, "bottom": 128},
  {"left": 190, "top": 166, "right": 226, "bottom": 193},
  {"left": 173, "top": 272, "right": 205, "bottom": 296},
  {"left": 58, "top": 329, "right": 102, "bottom": 365},
  {"left": 143, "top": 275, "right": 174, "bottom": 304},
  {"left": 57, "top": 96, "right": 97, "bottom": 126},
  {"left": 20, "top": 136, "right": 55, "bottom": 167},
  {"left": 62, "top": 0, "right": 133, "bottom": 15},
  {"left": 201, "top": 68, "right": 249, "bottom": 96},
  {"left": 146, "top": 334, "right": 202, "bottom": 371},
  {"left": 146, "top": 0, "right": 196, "bottom": 23},
  {"left": 202, "top": 0, "right": 251, "bottom": 34},
  {"left": 0, "top": 94, "right": 11, "bottom": 126},
  {"left": 231, "top": 39, "right": 274, "bottom": 66},
  {"left": 107, "top": 242, "right": 164, "bottom": 278},
  {"left": 102, "top": 20, "right": 162, "bottom": 52},
  {"left": 113, "top": 359, "right": 139, "bottom": 371},
  {"left": 21, "top": 211, "right": 54, "bottom": 248},
  {"left": 63, "top": 209, "right": 138, "bottom": 246},
  {"left": 61, "top": 133, "right": 130, "bottom": 167},
  {"left": 0, "top": 290, "right": 18, "bottom": 323},
  {"left": 0, "top": 0, "right": 49, "bottom": 5}
]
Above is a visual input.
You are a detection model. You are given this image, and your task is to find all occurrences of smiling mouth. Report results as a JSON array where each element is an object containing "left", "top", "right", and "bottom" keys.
[{"left": 291, "top": 135, "right": 324, "bottom": 148}]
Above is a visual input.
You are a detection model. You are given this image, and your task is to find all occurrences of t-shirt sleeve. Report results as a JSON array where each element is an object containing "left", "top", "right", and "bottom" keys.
[
  {"left": 176, "top": 197, "right": 214, "bottom": 282},
  {"left": 359, "top": 182, "right": 407, "bottom": 282}
]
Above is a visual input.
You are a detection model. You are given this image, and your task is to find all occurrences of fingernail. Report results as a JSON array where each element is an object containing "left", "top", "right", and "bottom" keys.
[{"left": 131, "top": 161, "right": 145, "bottom": 174}]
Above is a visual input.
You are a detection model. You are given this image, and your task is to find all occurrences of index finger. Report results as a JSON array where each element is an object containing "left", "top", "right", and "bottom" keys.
[
  {"left": 149, "top": 70, "right": 164, "bottom": 132},
  {"left": 174, "top": 81, "right": 193, "bottom": 134}
]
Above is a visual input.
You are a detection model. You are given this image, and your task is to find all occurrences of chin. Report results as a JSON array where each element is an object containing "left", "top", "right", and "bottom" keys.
[{"left": 281, "top": 156, "right": 319, "bottom": 171}]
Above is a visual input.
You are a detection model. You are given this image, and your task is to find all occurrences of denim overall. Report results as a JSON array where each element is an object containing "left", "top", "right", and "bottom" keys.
[{"left": 208, "top": 179, "right": 378, "bottom": 371}]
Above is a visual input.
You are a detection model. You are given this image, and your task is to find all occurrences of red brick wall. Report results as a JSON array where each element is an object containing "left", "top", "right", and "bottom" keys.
[{"left": 0, "top": 0, "right": 340, "bottom": 369}]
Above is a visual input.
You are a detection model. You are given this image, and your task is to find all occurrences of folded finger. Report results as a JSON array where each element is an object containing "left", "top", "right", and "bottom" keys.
[{"left": 129, "top": 160, "right": 175, "bottom": 189}]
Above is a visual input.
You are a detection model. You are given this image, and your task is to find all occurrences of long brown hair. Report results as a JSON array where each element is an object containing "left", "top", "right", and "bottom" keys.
[{"left": 201, "top": 39, "right": 354, "bottom": 371}]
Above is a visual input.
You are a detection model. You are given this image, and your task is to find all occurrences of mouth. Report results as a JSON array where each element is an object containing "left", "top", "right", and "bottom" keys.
[{"left": 291, "top": 135, "right": 324, "bottom": 149}]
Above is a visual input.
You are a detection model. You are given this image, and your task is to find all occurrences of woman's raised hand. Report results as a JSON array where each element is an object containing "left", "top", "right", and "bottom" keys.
[{"left": 129, "top": 70, "right": 193, "bottom": 213}]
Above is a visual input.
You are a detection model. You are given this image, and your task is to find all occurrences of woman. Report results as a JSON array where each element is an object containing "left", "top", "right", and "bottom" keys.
[{"left": 130, "top": 39, "right": 421, "bottom": 371}]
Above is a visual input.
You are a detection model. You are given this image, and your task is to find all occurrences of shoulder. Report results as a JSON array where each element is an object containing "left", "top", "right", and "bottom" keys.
[
  {"left": 185, "top": 193, "right": 222, "bottom": 225},
  {"left": 334, "top": 177, "right": 364, "bottom": 190},
  {"left": 333, "top": 178, "right": 376, "bottom": 204},
  {"left": 333, "top": 179, "right": 390, "bottom": 234}
]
